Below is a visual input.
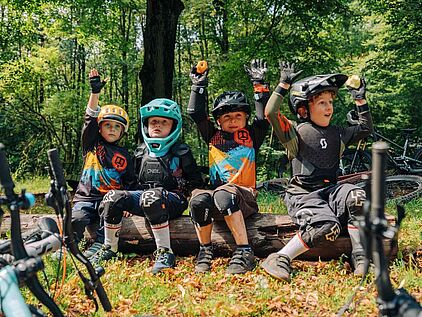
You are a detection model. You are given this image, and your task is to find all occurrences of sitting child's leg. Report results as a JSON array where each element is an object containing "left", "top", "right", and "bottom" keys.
[
  {"left": 141, "top": 187, "right": 187, "bottom": 274},
  {"left": 190, "top": 190, "right": 215, "bottom": 273},
  {"left": 213, "top": 187, "right": 256, "bottom": 274}
]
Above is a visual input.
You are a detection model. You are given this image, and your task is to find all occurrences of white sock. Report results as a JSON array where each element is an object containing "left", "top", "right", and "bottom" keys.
[
  {"left": 104, "top": 222, "right": 121, "bottom": 252},
  {"left": 151, "top": 221, "right": 171, "bottom": 251},
  {"left": 348, "top": 224, "right": 364, "bottom": 254},
  {"left": 277, "top": 233, "right": 309, "bottom": 260}
]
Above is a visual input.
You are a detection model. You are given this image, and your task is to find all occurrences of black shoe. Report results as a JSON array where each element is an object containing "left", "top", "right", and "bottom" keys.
[
  {"left": 83, "top": 242, "right": 103, "bottom": 259},
  {"left": 226, "top": 248, "right": 256, "bottom": 274},
  {"left": 260, "top": 253, "right": 291, "bottom": 282},
  {"left": 90, "top": 245, "right": 117, "bottom": 265},
  {"left": 195, "top": 245, "right": 214, "bottom": 273}
]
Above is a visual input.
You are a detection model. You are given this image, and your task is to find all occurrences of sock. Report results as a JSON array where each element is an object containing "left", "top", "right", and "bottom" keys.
[
  {"left": 277, "top": 233, "right": 309, "bottom": 260},
  {"left": 151, "top": 221, "right": 171, "bottom": 251},
  {"left": 348, "top": 224, "right": 364, "bottom": 254},
  {"left": 237, "top": 244, "right": 252, "bottom": 252},
  {"left": 104, "top": 222, "right": 121, "bottom": 252}
]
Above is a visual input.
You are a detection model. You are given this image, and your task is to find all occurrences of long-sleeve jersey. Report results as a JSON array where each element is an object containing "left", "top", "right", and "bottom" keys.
[
  {"left": 265, "top": 91, "right": 373, "bottom": 194},
  {"left": 187, "top": 86, "right": 270, "bottom": 189},
  {"left": 73, "top": 106, "right": 136, "bottom": 202}
]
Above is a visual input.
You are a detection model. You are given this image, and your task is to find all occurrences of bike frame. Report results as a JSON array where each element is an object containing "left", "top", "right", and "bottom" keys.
[
  {"left": 0, "top": 144, "right": 64, "bottom": 317},
  {"left": 346, "top": 129, "right": 422, "bottom": 174}
]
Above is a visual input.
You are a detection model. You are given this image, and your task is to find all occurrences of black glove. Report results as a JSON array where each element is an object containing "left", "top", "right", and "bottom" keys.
[
  {"left": 278, "top": 61, "right": 303, "bottom": 85},
  {"left": 347, "top": 77, "right": 366, "bottom": 100},
  {"left": 89, "top": 75, "right": 107, "bottom": 94},
  {"left": 244, "top": 59, "right": 268, "bottom": 85},
  {"left": 190, "top": 66, "right": 208, "bottom": 87}
]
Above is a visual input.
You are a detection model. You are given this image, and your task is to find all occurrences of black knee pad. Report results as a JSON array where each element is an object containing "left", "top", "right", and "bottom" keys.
[
  {"left": 140, "top": 187, "right": 168, "bottom": 225},
  {"left": 212, "top": 189, "right": 240, "bottom": 215},
  {"left": 300, "top": 221, "right": 341, "bottom": 248},
  {"left": 346, "top": 188, "right": 366, "bottom": 221},
  {"left": 100, "top": 190, "right": 133, "bottom": 224},
  {"left": 189, "top": 193, "right": 213, "bottom": 226}
]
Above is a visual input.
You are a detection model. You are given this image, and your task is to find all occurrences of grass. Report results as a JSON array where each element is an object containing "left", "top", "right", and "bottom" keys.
[{"left": 8, "top": 177, "right": 422, "bottom": 316}]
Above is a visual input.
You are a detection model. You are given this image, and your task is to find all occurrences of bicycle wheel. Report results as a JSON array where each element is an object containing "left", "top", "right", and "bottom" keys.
[
  {"left": 341, "top": 148, "right": 372, "bottom": 175},
  {"left": 356, "top": 174, "right": 422, "bottom": 204}
]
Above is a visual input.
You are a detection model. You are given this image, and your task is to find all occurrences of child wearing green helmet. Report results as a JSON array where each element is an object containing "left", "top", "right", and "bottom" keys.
[
  {"left": 90, "top": 99, "right": 204, "bottom": 274},
  {"left": 63, "top": 69, "right": 136, "bottom": 261},
  {"left": 261, "top": 61, "right": 373, "bottom": 282},
  {"left": 187, "top": 59, "right": 271, "bottom": 274}
]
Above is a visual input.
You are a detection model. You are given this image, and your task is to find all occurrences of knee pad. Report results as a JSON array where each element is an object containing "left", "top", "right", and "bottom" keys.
[
  {"left": 346, "top": 188, "right": 366, "bottom": 220},
  {"left": 189, "top": 193, "right": 213, "bottom": 227},
  {"left": 300, "top": 221, "right": 341, "bottom": 248},
  {"left": 100, "top": 190, "right": 133, "bottom": 224},
  {"left": 213, "top": 189, "right": 240, "bottom": 216},
  {"left": 140, "top": 187, "right": 168, "bottom": 225}
]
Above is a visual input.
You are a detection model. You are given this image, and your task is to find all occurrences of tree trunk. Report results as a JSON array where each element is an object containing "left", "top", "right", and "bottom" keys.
[
  {"left": 138, "top": 0, "right": 184, "bottom": 106},
  {"left": 0, "top": 213, "right": 397, "bottom": 260}
]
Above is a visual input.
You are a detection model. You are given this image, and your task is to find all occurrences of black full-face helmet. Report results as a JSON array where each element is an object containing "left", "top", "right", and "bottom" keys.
[
  {"left": 288, "top": 74, "right": 348, "bottom": 118},
  {"left": 212, "top": 91, "right": 251, "bottom": 120}
]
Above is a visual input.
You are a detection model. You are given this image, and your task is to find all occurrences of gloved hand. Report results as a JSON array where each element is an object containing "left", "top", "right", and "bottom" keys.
[
  {"left": 89, "top": 71, "right": 107, "bottom": 94},
  {"left": 347, "top": 77, "right": 366, "bottom": 100},
  {"left": 190, "top": 65, "right": 208, "bottom": 87},
  {"left": 244, "top": 59, "right": 268, "bottom": 85},
  {"left": 278, "top": 61, "right": 303, "bottom": 85}
]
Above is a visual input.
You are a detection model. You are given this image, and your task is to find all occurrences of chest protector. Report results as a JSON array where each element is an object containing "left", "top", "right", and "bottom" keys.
[
  {"left": 291, "top": 122, "right": 340, "bottom": 191},
  {"left": 134, "top": 144, "right": 179, "bottom": 191}
]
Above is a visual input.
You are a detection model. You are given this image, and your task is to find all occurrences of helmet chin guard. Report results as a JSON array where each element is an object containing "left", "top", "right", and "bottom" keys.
[
  {"left": 139, "top": 98, "right": 183, "bottom": 156},
  {"left": 289, "top": 74, "right": 348, "bottom": 119}
]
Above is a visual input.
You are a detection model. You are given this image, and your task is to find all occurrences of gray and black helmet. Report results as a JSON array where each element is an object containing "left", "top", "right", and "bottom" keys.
[
  {"left": 288, "top": 74, "right": 348, "bottom": 118},
  {"left": 212, "top": 91, "right": 251, "bottom": 120}
]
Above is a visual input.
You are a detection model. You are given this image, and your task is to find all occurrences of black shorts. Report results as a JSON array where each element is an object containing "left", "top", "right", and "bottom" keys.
[{"left": 284, "top": 183, "right": 359, "bottom": 228}]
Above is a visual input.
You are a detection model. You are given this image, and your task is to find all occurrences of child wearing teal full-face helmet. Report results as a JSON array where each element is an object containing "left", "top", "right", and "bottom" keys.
[{"left": 91, "top": 98, "right": 204, "bottom": 274}]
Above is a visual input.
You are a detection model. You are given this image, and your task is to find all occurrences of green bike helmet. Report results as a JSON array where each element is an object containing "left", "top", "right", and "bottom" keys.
[
  {"left": 289, "top": 74, "right": 348, "bottom": 118},
  {"left": 139, "top": 98, "right": 183, "bottom": 156}
]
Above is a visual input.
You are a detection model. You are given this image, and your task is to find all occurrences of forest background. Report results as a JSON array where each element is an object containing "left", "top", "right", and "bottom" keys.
[{"left": 0, "top": 0, "right": 421, "bottom": 181}]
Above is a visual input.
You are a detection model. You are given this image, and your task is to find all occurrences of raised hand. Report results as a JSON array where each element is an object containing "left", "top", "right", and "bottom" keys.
[
  {"left": 89, "top": 68, "right": 107, "bottom": 94},
  {"left": 244, "top": 59, "right": 268, "bottom": 85},
  {"left": 190, "top": 63, "right": 209, "bottom": 87},
  {"left": 278, "top": 61, "right": 303, "bottom": 85},
  {"left": 346, "top": 76, "right": 366, "bottom": 100}
]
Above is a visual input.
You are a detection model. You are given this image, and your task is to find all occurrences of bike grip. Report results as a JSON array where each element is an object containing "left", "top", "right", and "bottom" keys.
[
  {"left": 47, "top": 149, "right": 66, "bottom": 188},
  {"left": 22, "top": 193, "right": 36, "bottom": 209},
  {"left": 25, "top": 234, "right": 62, "bottom": 257},
  {"left": 0, "top": 266, "right": 33, "bottom": 316},
  {"left": 0, "top": 144, "right": 16, "bottom": 198},
  {"left": 196, "top": 60, "right": 208, "bottom": 74}
]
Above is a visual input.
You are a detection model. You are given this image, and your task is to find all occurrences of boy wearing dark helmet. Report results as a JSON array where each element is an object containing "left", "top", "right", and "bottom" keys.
[
  {"left": 261, "top": 62, "right": 373, "bottom": 282},
  {"left": 90, "top": 99, "right": 203, "bottom": 274},
  {"left": 61, "top": 69, "right": 136, "bottom": 260},
  {"left": 187, "top": 60, "right": 270, "bottom": 274}
]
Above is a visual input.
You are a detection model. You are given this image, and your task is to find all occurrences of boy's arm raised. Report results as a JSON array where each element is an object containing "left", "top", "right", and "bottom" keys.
[{"left": 265, "top": 61, "right": 302, "bottom": 152}]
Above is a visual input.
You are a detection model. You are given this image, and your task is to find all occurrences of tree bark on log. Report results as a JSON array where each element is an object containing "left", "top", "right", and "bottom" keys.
[{"left": 0, "top": 213, "right": 397, "bottom": 260}]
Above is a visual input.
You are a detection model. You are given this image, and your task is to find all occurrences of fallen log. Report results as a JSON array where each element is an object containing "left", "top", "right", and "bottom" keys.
[{"left": 0, "top": 213, "right": 397, "bottom": 260}]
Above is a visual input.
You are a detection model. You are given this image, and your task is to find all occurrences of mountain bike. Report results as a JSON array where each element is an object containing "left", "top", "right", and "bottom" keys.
[
  {"left": 0, "top": 143, "right": 64, "bottom": 317},
  {"left": 341, "top": 111, "right": 422, "bottom": 176}
]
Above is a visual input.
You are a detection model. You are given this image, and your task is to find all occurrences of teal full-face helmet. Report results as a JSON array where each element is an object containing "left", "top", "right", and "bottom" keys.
[{"left": 139, "top": 98, "right": 183, "bottom": 155}]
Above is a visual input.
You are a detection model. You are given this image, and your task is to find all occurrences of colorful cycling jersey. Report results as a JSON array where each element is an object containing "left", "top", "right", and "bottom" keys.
[
  {"left": 73, "top": 107, "right": 135, "bottom": 202},
  {"left": 209, "top": 128, "right": 257, "bottom": 188},
  {"left": 187, "top": 87, "right": 269, "bottom": 189}
]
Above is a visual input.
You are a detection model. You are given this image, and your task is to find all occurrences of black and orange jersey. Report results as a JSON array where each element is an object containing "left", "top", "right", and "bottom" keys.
[
  {"left": 188, "top": 87, "right": 269, "bottom": 189},
  {"left": 73, "top": 107, "right": 136, "bottom": 202}
]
